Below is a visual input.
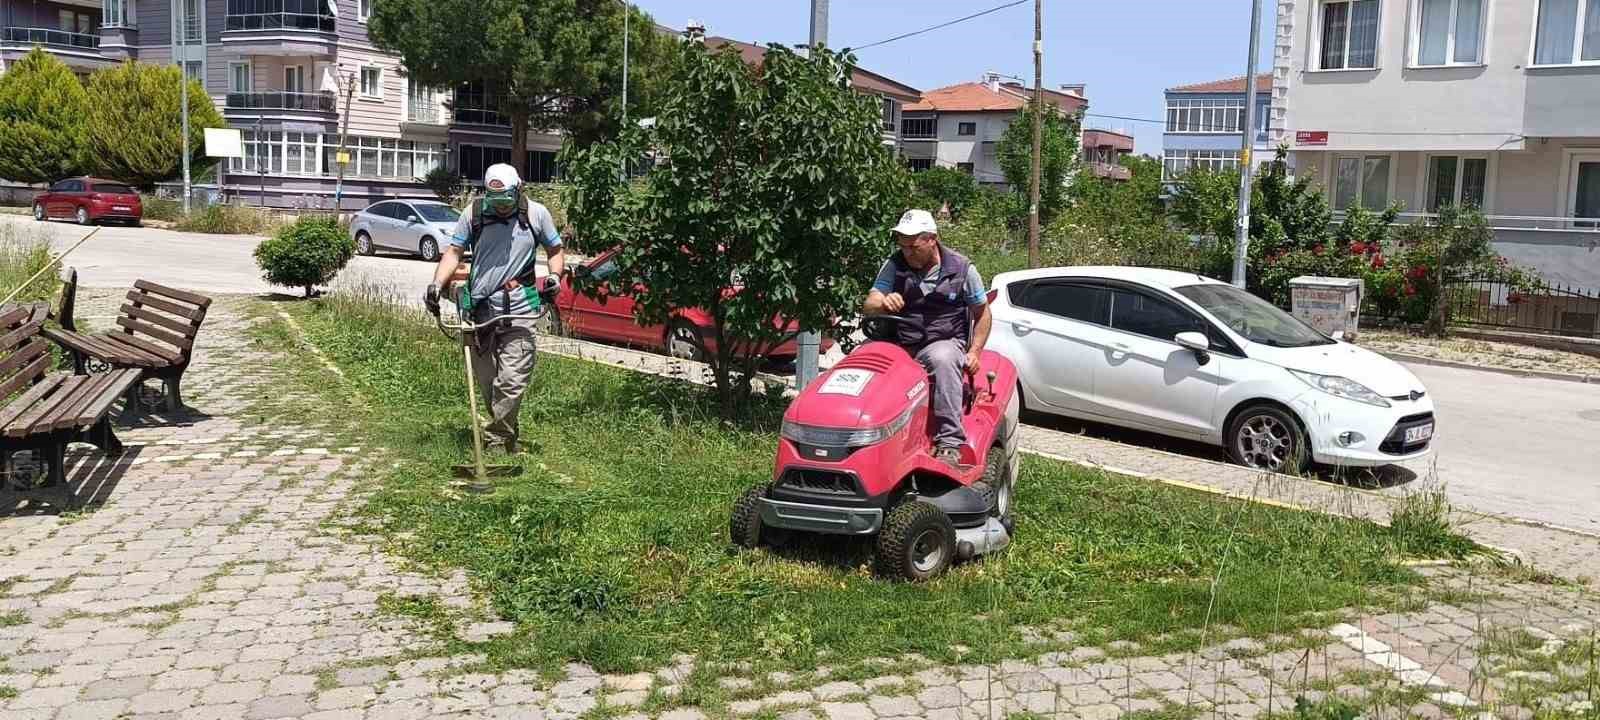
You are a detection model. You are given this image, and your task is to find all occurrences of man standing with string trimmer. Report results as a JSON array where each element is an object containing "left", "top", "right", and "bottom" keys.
[{"left": 424, "top": 164, "right": 565, "bottom": 456}]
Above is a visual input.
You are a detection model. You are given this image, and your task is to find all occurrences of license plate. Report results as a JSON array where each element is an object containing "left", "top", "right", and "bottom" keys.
[
  {"left": 113, "top": 206, "right": 131, "bottom": 211},
  {"left": 1404, "top": 424, "right": 1434, "bottom": 444}
]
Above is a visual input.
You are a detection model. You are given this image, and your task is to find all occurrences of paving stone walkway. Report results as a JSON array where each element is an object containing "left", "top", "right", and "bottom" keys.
[{"left": 0, "top": 292, "right": 1594, "bottom": 719}]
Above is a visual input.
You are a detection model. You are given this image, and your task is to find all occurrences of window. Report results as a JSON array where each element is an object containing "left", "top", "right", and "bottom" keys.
[
  {"left": 1425, "top": 156, "right": 1488, "bottom": 211},
  {"left": 958, "top": 122, "right": 977, "bottom": 136},
  {"left": 1165, "top": 97, "right": 1250, "bottom": 133},
  {"left": 359, "top": 0, "right": 372, "bottom": 21},
  {"left": 453, "top": 80, "right": 507, "bottom": 125},
  {"left": 360, "top": 67, "right": 382, "bottom": 98},
  {"left": 1015, "top": 282, "right": 1110, "bottom": 326},
  {"left": 1163, "top": 150, "right": 1242, "bottom": 180},
  {"left": 181, "top": 0, "right": 201, "bottom": 41},
  {"left": 1571, "top": 155, "right": 1600, "bottom": 228},
  {"left": 902, "top": 117, "right": 936, "bottom": 139},
  {"left": 407, "top": 78, "right": 439, "bottom": 123},
  {"left": 183, "top": 61, "right": 203, "bottom": 83},
  {"left": 230, "top": 62, "right": 252, "bottom": 94},
  {"left": 458, "top": 144, "right": 513, "bottom": 182},
  {"left": 1533, "top": 0, "right": 1600, "bottom": 65},
  {"left": 1109, "top": 289, "right": 1205, "bottom": 342},
  {"left": 59, "top": 10, "right": 95, "bottom": 35},
  {"left": 956, "top": 162, "right": 974, "bottom": 174},
  {"left": 91, "top": 183, "right": 135, "bottom": 195},
  {"left": 1333, "top": 154, "right": 1392, "bottom": 210},
  {"left": 906, "top": 158, "right": 934, "bottom": 172},
  {"left": 1415, "top": 0, "right": 1485, "bottom": 65},
  {"left": 1320, "top": 0, "right": 1380, "bottom": 69},
  {"left": 285, "top": 66, "right": 305, "bottom": 94},
  {"left": 880, "top": 97, "right": 899, "bottom": 131},
  {"left": 103, "top": 0, "right": 134, "bottom": 28},
  {"left": 230, "top": 132, "right": 439, "bottom": 178}
]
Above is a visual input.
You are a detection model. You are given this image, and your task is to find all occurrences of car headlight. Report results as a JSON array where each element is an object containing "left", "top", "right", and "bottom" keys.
[
  {"left": 1288, "top": 370, "right": 1391, "bottom": 408},
  {"left": 781, "top": 402, "right": 919, "bottom": 448}
]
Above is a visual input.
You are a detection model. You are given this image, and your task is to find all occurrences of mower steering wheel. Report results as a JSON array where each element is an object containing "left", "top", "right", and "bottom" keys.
[{"left": 860, "top": 314, "right": 926, "bottom": 346}]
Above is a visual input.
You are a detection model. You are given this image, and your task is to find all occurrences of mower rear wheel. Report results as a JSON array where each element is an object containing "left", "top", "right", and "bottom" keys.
[
  {"left": 973, "top": 446, "right": 1015, "bottom": 533},
  {"left": 875, "top": 501, "right": 956, "bottom": 581},
  {"left": 730, "top": 484, "right": 773, "bottom": 549}
]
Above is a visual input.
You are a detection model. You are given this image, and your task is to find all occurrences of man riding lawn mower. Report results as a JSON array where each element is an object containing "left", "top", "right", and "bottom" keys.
[
  {"left": 731, "top": 210, "right": 1021, "bottom": 581},
  {"left": 424, "top": 164, "right": 566, "bottom": 480}
]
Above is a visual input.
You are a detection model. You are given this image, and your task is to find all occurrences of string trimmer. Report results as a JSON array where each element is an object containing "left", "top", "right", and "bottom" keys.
[{"left": 435, "top": 283, "right": 549, "bottom": 490}]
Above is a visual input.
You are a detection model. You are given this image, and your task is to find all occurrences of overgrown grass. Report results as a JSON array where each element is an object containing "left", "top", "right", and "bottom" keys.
[
  {"left": 139, "top": 195, "right": 184, "bottom": 222},
  {"left": 0, "top": 224, "right": 61, "bottom": 303},
  {"left": 1388, "top": 488, "right": 1481, "bottom": 559},
  {"left": 264, "top": 285, "right": 1471, "bottom": 676},
  {"left": 173, "top": 204, "right": 277, "bottom": 234}
]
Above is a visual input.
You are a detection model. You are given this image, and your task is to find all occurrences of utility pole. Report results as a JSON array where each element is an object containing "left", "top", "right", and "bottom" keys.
[
  {"left": 1026, "top": 0, "right": 1043, "bottom": 269},
  {"left": 332, "top": 70, "right": 356, "bottom": 212},
  {"left": 177, "top": 0, "right": 192, "bottom": 214},
  {"left": 1233, "top": 0, "right": 1264, "bottom": 288},
  {"left": 795, "top": 0, "right": 828, "bottom": 389},
  {"left": 620, "top": 0, "right": 630, "bottom": 180}
]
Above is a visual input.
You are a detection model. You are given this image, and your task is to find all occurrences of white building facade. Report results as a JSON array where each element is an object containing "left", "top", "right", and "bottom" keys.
[{"left": 1274, "top": 0, "right": 1600, "bottom": 287}]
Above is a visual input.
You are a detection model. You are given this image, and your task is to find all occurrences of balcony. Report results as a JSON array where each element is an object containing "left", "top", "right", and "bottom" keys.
[
  {"left": 1, "top": 26, "right": 101, "bottom": 50},
  {"left": 407, "top": 104, "right": 441, "bottom": 125},
  {"left": 226, "top": 91, "right": 337, "bottom": 114},
  {"left": 222, "top": 0, "right": 336, "bottom": 55},
  {"left": 1088, "top": 162, "right": 1132, "bottom": 181},
  {"left": 224, "top": 11, "right": 333, "bottom": 32}
]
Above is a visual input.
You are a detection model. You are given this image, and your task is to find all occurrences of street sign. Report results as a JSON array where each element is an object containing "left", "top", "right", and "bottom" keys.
[
  {"left": 1295, "top": 130, "right": 1329, "bottom": 146},
  {"left": 203, "top": 128, "right": 243, "bottom": 158},
  {"left": 335, "top": 151, "right": 351, "bottom": 165}
]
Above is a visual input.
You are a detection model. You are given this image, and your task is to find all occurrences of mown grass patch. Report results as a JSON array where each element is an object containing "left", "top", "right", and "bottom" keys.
[{"left": 263, "top": 286, "right": 1471, "bottom": 677}]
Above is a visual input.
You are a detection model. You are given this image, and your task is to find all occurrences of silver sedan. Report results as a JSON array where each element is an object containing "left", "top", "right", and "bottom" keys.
[{"left": 350, "top": 199, "right": 461, "bottom": 261}]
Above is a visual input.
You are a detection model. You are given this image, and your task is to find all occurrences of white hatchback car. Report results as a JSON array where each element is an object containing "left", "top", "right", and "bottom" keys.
[{"left": 987, "top": 267, "right": 1435, "bottom": 473}]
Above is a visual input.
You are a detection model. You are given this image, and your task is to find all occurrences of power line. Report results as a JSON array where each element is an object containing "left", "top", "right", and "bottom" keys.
[
  {"left": 1085, "top": 112, "right": 1166, "bottom": 125},
  {"left": 851, "top": 0, "right": 1028, "bottom": 51}
]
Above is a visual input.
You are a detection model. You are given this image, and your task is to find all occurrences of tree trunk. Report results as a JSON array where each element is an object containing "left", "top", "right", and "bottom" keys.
[
  {"left": 510, "top": 109, "right": 530, "bottom": 181},
  {"left": 1427, "top": 262, "right": 1449, "bottom": 338}
]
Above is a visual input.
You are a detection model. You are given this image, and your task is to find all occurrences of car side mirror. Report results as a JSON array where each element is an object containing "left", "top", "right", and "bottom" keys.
[
  {"left": 1174, "top": 331, "right": 1211, "bottom": 365},
  {"left": 1331, "top": 330, "right": 1346, "bottom": 341},
  {"left": 406, "top": 215, "right": 419, "bottom": 224}
]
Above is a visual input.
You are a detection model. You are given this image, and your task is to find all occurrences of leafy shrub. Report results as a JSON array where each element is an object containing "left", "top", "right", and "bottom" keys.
[
  {"left": 174, "top": 204, "right": 273, "bottom": 234},
  {"left": 523, "top": 182, "right": 569, "bottom": 233},
  {"left": 910, "top": 167, "right": 981, "bottom": 220},
  {"left": 423, "top": 165, "right": 463, "bottom": 202},
  {"left": 139, "top": 195, "right": 183, "bottom": 222},
  {"left": 0, "top": 224, "right": 60, "bottom": 303},
  {"left": 253, "top": 215, "right": 355, "bottom": 297}
]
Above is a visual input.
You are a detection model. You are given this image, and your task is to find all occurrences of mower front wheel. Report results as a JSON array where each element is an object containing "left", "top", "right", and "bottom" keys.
[
  {"left": 875, "top": 501, "right": 957, "bottom": 581},
  {"left": 730, "top": 484, "right": 778, "bottom": 550},
  {"left": 973, "top": 447, "right": 1016, "bottom": 534}
]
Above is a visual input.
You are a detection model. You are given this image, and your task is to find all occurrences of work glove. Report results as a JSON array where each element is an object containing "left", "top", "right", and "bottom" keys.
[
  {"left": 537, "top": 275, "right": 561, "bottom": 304},
  {"left": 424, "top": 283, "right": 441, "bottom": 318}
]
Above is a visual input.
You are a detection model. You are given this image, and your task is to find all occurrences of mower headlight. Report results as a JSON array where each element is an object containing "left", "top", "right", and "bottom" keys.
[
  {"left": 1288, "top": 370, "right": 1391, "bottom": 408},
  {"left": 781, "top": 402, "right": 919, "bottom": 448}
]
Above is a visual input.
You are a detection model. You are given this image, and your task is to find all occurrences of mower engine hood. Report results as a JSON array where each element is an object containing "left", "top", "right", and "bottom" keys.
[{"left": 785, "top": 342, "right": 929, "bottom": 431}]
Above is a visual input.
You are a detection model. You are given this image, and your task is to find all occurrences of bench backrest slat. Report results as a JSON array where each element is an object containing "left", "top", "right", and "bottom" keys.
[
  {"left": 121, "top": 303, "right": 196, "bottom": 338},
  {"left": 134, "top": 280, "right": 213, "bottom": 309},
  {"left": 0, "top": 351, "right": 53, "bottom": 403},
  {"left": 125, "top": 291, "right": 204, "bottom": 322},
  {"left": 116, "top": 316, "right": 191, "bottom": 351},
  {"left": 115, "top": 283, "right": 212, "bottom": 367},
  {"left": 108, "top": 331, "right": 184, "bottom": 364},
  {"left": 0, "top": 306, "right": 28, "bottom": 331},
  {"left": 0, "top": 318, "right": 43, "bottom": 356}
]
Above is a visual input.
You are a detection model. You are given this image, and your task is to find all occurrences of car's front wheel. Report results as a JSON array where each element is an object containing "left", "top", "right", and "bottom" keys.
[
  {"left": 1227, "top": 403, "right": 1309, "bottom": 474},
  {"left": 32, "top": 203, "right": 45, "bottom": 221},
  {"left": 354, "top": 231, "right": 374, "bottom": 256},
  {"left": 666, "top": 320, "right": 706, "bottom": 361},
  {"left": 418, "top": 236, "right": 440, "bottom": 262},
  {"left": 75, "top": 207, "right": 91, "bottom": 226}
]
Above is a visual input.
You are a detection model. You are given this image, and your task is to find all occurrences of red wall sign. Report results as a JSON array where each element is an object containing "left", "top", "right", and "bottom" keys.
[{"left": 1296, "top": 131, "right": 1330, "bottom": 146}]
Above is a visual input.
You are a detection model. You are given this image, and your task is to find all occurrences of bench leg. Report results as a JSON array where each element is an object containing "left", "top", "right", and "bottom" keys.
[
  {"left": 85, "top": 417, "right": 124, "bottom": 455},
  {"left": 118, "top": 383, "right": 143, "bottom": 424},
  {"left": 164, "top": 376, "right": 184, "bottom": 412},
  {"left": 42, "top": 443, "right": 65, "bottom": 489}
]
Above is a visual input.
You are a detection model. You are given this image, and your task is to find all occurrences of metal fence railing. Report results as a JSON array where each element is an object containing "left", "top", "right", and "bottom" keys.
[
  {"left": 224, "top": 11, "right": 335, "bottom": 32},
  {"left": 1, "top": 27, "right": 101, "bottom": 49},
  {"left": 225, "top": 91, "right": 337, "bottom": 112},
  {"left": 1445, "top": 277, "right": 1600, "bottom": 339}
]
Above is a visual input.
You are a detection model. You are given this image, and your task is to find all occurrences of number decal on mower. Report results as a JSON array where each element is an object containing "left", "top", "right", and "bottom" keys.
[{"left": 818, "top": 369, "right": 874, "bottom": 396}]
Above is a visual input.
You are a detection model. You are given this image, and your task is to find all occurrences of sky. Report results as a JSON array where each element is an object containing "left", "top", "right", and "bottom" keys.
[{"left": 627, "top": 0, "right": 1277, "bottom": 156}]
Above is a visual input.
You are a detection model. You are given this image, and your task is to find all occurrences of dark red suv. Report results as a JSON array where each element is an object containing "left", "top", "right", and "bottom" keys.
[{"left": 33, "top": 177, "right": 143, "bottom": 226}]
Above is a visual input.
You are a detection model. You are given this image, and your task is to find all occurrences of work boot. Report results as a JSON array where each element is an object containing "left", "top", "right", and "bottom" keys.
[{"left": 934, "top": 446, "right": 963, "bottom": 469}]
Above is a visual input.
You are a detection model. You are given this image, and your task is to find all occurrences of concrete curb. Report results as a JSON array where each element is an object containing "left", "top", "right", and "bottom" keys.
[{"left": 1381, "top": 350, "right": 1599, "bottom": 385}]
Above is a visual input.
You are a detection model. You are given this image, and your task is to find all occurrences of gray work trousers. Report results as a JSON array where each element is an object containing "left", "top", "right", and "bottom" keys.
[
  {"left": 470, "top": 317, "right": 537, "bottom": 449},
  {"left": 915, "top": 339, "right": 968, "bottom": 449}
]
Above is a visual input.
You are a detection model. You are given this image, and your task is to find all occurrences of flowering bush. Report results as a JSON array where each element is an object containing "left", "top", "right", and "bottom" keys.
[{"left": 1361, "top": 206, "right": 1538, "bottom": 331}]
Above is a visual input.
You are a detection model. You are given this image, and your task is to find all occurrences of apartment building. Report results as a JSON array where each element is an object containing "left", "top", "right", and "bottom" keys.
[
  {"left": 900, "top": 73, "right": 1090, "bottom": 185},
  {"left": 1273, "top": 0, "right": 1600, "bottom": 286},
  {"left": 0, "top": 0, "right": 554, "bottom": 208},
  {"left": 1082, "top": 128, "right": 1135, "bottom": 181},
  {"left": 1161, "top": 73, "right": 1274, "bottom": 182}
]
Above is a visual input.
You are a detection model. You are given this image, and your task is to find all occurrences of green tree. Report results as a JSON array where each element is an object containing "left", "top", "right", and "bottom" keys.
[
  {"left": 368, "top": 0, "right": 667, "bottom": 178},
  {"left": 84, "top": 62, "right": 225, "bottom": 188},
  {"left": 910, "top": 166, "right": 980, "bottom": 219},
  {"left": 562, "top": 42, "right": 910, "bottom": 417},
  {"left": 1050, "top": 155, "right": 1194, "bottom": 267},
  {"left": 254, "top": 216, "right": 356, "bottom": 298},
  {"left": 0, "top": 48, "right": 89, "bottom": 184},
  {"left": 995, "top": 105, "right": 1079, "bottom": 226}
]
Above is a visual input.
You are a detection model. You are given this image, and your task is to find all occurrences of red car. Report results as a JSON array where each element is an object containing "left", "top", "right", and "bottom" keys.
[
  {"left": 544, "top": 248, "right": 833, "bottom": 361},
  {"left": 33, "top": 177, "right": 143, "bottom": 226}
]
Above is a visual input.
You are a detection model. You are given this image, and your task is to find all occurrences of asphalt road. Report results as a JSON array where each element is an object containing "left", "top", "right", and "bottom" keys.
[{"left": 7, "top": 215, "right": 1595, "bottom": 533}]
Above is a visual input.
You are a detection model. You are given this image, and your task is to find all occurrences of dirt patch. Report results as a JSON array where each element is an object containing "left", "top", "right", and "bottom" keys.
[{"left": 1357, "top": 328, "right": 1600, "bottom": 378}]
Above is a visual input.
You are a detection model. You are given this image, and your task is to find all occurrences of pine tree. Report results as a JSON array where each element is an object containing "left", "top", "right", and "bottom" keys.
[
  {"left": 85, "top": 62, "right": 225, "bottom": 187},
  {"left": 0, "top": 48, "right": 90, "bottom": 184}
]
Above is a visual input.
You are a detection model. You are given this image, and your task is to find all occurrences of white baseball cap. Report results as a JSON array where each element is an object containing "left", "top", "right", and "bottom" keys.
[
  {"left": 892, "top": 209, "right": 938, "bottom": 236},
  {"left": 484, "top": 163, "right": 522, "bottom": 190}
]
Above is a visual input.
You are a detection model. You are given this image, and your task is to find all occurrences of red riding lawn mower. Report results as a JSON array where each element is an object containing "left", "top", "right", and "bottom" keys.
[{"left": 730, "top": 315, "right": 1021, "bottom": 581}]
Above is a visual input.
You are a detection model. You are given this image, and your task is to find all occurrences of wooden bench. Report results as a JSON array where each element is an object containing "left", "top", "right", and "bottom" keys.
[
  {"left": 0, "top": 305, "right": 141, "bottom": 490},
  {"left": 43, "top": 280, "right": 213, "bottom": 417}
]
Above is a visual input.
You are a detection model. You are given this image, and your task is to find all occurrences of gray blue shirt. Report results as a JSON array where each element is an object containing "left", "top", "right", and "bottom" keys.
[
  {"left": 872, "top": 256, "right": 987, "bottom": 306},
  {"left": 449, "top": 200, "right": 562, "bottom": 319}
]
